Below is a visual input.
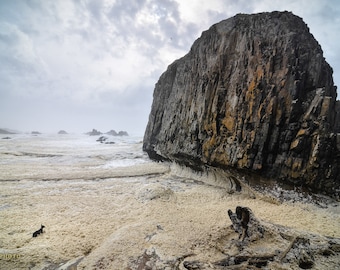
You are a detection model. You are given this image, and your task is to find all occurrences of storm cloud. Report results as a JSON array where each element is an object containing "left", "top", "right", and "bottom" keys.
[{"left": 0, "top": 0, "right": 339, "bottom": 134}]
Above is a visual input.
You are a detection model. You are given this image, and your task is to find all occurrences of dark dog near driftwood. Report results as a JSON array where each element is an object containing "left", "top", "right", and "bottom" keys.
[{"left": 32, "top": 225, "right": 45, "bottom": 237}]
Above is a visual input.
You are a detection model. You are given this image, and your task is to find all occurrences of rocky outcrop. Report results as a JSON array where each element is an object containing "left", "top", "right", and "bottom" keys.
[
  {"left": 106, "top": 130, "right": 129, "bottom": 136},
  {"left": 117, "top": 131, "right": 129, "bottom": 136},
  {"left": 86, "top": 129, "right": 102, "bottom": 136},
  {"left": 143, "top": 11, "right": 340, "bottom": 198},
  {"left": 336, "top": 101, "right": 340, "bottom": 133},
  {"left": 96, "top": 136, "right": 115, "bottom": 144},
  {"left": 106, "top": 130, "right": 118, "bottom": 136},
  {"left": 0, "top": 128, "right": 16, "bottom": 134}
]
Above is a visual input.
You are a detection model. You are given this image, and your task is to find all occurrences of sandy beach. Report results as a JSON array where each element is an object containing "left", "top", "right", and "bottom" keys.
[
  {"left": 0, "top": 135, "right": 339, "bottom": 269},
  {"left": 1, "top": 162, "right": 339, "bottom": 269}
]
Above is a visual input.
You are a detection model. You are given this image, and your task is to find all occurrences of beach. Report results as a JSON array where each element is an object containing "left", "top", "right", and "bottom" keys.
[{"left": 0, "top": 134, "right": 339, "bottom": 269}]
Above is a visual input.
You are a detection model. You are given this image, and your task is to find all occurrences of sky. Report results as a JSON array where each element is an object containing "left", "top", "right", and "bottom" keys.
[{"left": 0, "top": 0, "right": 339, "bottom": 135}]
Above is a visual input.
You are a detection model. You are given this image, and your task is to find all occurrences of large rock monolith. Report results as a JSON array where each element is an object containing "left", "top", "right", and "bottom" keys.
[{"left": 143, "top": 11, "right": 339, "bottom": 198}]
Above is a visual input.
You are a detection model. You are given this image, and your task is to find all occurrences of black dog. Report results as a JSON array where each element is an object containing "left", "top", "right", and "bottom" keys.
[{"left": 32, "top": 225, "right": 45, "bottom": 237}]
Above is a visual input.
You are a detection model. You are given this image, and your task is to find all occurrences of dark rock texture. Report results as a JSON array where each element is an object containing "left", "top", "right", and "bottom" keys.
[
  {"left": 143, "top": 11, "right": 340, "bottom": 198},
  {"left": 336, "top": 101, "right": 340, "bottom": 133}
]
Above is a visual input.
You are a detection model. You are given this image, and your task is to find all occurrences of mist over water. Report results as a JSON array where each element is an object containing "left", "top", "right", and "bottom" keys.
[{"left": 0, "top": 133, "right": 158, "bottom": 181}]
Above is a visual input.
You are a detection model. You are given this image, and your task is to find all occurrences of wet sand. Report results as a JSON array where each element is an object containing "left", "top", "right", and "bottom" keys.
[{"left": 0, "top": 163, "right": 339, "bottom": 269}]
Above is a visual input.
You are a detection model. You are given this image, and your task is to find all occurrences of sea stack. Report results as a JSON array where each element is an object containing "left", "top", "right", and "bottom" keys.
[{"left": 143, "top": 11, "right": 340, "bottom": 198}]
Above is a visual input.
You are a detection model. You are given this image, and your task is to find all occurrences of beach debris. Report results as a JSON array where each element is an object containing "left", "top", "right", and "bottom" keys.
[
  {"left": 279, "top": 236, "right": 314, "bottom": 269},
  {"left": 137, "top": 184, "right": 175, "bottom": 202},
  {"left": 183, "top": 260, "right": 206, "bottom": 269},
  {"left": 228, "top": 206, "right": 264, "bottom": 242},
  {"left": 131, "top": 248, "right": 194, "bottom": 270},
  {"left": 55, "top": 256, "right": 84, "bottom": 270},
  {"left": 180, "top": 207, "right": 340, "bottom": 269},
  {"left": 213, "top": 253, "right": 276, "bottom": 268},
  {"left": 32, "top": 224, "right": 45, "bottom": 237}
]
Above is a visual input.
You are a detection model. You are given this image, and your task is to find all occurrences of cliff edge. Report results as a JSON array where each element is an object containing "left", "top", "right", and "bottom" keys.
[{"left": 143, "top": 11, "right": 340, "bottom": 198}]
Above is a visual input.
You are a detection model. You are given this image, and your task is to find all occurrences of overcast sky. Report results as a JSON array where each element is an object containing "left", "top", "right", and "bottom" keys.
[{"left": 0, "top": 0, "right": 339, "bottom": 135}]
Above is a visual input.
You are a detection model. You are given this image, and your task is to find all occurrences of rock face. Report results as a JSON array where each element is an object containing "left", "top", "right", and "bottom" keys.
[
  {"left": 143, "top": 11, "right": 340, "bottom": 198},
  {"left": 336, "top": 101, "right": 340, "bottom": 133}
]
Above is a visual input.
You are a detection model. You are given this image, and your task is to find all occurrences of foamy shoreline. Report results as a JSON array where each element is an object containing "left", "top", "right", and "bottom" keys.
[
  {"left": 1, "top": 135, "right": 339, "bottom": 269},
  {"left": 0, "top": 163, "right": 339, "bottom": 269}
]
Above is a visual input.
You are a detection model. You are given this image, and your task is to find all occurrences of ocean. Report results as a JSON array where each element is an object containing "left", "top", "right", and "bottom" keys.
[
  {"left": 0, "top": 134, "right": 339, "bottom": 269},
  {"left": 0, "top": 133, "right": 165, "bottom": 181}
]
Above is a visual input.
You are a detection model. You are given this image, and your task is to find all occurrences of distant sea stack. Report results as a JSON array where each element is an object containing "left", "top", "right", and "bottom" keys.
[
  {"left": 106, "top": 130, "right": 129, "bottom": 136},
  {"left": 86, "top": 129, "right": 129, "bottom": 136},
  {"left": 143, "top": 12, "right": 340, "bottom": 198},
  {"left": 0, "top": 128, "right": 16, "bottom": 134},
  {"left": 86, "top": 129, "right": 102, "bottom": 136}
]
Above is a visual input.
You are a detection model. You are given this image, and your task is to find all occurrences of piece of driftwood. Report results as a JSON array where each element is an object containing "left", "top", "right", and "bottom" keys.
[
  {"left": 130, "top": 206, "right": 340, "bottom": 269},
  {"left": 279, "top": 236, "right": 297, "bottom": 262},
  {"left": 214, "top": 253, "right": 276, "bottom": 268},
  {"left": 134, "top": 249, "right": 194, "bottom": 270},
  {"left": 228, "top": 206, "right": 264, "bottom": 242},
  {"left": 279, "top": 236, "right": 314, "bottom": 269}
]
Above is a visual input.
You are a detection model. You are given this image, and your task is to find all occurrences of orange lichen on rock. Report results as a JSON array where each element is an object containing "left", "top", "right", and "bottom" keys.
[{"left": 143, "top": 12, "right": 340, "bottom": 199}]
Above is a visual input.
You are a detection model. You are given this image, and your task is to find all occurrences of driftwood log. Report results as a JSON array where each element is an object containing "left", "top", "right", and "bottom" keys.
[
  {"left": 228, "top": 206, "right": 264, "bottom": 242},
  {"left": 129, "top": 206, "right": 340, "bottom": 270}
]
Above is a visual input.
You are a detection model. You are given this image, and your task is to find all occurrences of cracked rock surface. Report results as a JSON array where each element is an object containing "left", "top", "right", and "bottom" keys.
[{"left": 143, "top": 11, "right": 340, "bottom": 198}]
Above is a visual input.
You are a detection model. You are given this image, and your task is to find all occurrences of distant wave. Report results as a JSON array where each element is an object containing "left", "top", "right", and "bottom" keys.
[{"left": 0, "top": 134, "right": 169, "bottom": 181}]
